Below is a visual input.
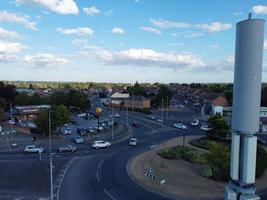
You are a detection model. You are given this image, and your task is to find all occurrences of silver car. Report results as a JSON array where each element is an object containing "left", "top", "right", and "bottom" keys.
[
  {"left": 129, "top": 138, "right": 139, "bottom": 146},
  {"left": 24, "top": 145, "right": 44, "bottom": 153},
  {"left": 58, "top": 145, "right": 77, "bottom": 153}
]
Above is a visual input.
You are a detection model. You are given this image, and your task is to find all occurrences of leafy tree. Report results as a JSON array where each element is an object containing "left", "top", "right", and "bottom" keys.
[
  {"left": 224, "top": 90, "right": 233, "bottom": 106},
  {"left": 67, "top": 89, "right": 88, "bottom": 110},
  {"left": 207, "top": 114, "right": 230, "bottom": 140},
  {"left": 49, "top": 92, "right": 68, "bottom": 106},
  {"left": 30, "top": 93, "right": 42, "bottom": 105},
  {"left": 14, "top": 93, "right": 30, "bottom": 105},
  {"left": 29, "top": 83, "right": 34, "bottom": 90},
  {"left": 151, "top": 84, "right": 172, "bottom": 107},
  {"left": 207, "top": 141, "right": 230, "bottom": 181},
  {"left": 0, "top": 82, "right": 17, "bottom": 104},
  {"left": 34, "top": 105, "right": 70, "bottom": 135}
]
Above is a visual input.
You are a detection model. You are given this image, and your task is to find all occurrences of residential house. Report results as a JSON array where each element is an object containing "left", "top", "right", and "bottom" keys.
[{"left": 124, "top": 95, "right": 151, "bottom": 109}]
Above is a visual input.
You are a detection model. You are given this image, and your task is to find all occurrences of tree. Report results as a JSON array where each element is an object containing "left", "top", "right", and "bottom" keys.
[
  {"left": 34, "top": 105, "right": 70, "bottom": 135},
  {"left": 207, "top": 114, "right": 230, "bottom": 140},
  {"left": 49, "top": 92, "right": 68, "bottom": 106},
  {"left": 67, "top": 89, "right": 88, "bottom": 110},
  {"left": 0, "top": 82, "right": 17, "bottom": 104},
  {"left": 29, "top": 83, "right": 34, "bottom": 90},
  {"left": 151, "top": 85, "right": 172, "bottom": 107},
  {"left": 30, "top": 93, "right": 42, "bottom": 105},
  {"left": 14, "top": 93, "right": 30, "bottom": 105}
]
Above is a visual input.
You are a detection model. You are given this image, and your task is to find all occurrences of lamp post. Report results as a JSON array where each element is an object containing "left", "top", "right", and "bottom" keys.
[{"left": 48, "top": 111, "right": 53, "bottom": 200}]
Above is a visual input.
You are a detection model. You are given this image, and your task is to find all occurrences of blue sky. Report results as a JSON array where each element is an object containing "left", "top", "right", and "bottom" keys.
[{"left": 0, "top": 0, "right": 266, "bottom": 83}]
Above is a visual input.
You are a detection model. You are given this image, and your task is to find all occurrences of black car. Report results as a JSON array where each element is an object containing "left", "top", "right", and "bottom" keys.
[
  {"left": 77, "top": 127, "right": 87, "bottom": 136},
  {"left": 132, "top": 121, "right": 140, "bottom": 127}
]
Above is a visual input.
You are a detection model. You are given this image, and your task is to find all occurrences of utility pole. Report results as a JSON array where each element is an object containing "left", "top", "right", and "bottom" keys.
[
  {"left": 125, "top": 106, "right": 128, "bottom": 127},
  {"left": 9, "top": 102, "right": 13, "bottom": 141},
  {"left": 161, "top": 99, "right": 164, "bottom": 127},
  {"left": 111, "top": 105, "right": 114, "bottom": 141},
  {"left": 166, "top": 96, "right": 169, "bottom": 119},
  {"left": 48, "top": 111, "right": 53, "bottom": 200}
]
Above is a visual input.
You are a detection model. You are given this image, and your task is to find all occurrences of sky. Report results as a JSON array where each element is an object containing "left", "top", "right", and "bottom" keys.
[{"left": 0, "top": 0, "right": 267, "bottom": 83}]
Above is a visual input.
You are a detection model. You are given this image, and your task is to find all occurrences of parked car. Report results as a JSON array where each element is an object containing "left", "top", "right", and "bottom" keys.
[
  {"left": 184, "top": 100, "right": 188, "bottom": 104},
  {"left": 77, "top": 128, "right": 87, "bottom": 136},
  {"left": 190, "top": 119, "right": 199, "bottom": 127},
  {"left": 24, "top": 145, "right": 44, "bottom": 153},
  {"left": 71, "top": 120, "right": 79, "bottom": 125},
  {"left": 64, "top": 128, "right": 72, "bottom": 135},
  {"left": 178, "top": 104, "right": 185, "bottom": 108},
  {"left": 200, "top": 125, "right": 212, "bottom": 131},
  {"left": 132, "top": 121, "right": 140, "bottom": 127},
  {"left": 146, "top": 115, "right": 155, "bottom": 120},
  {"left": 73, "top": 136, "right": 84, "bottom": 144},
  {"left": 113, "top": 113, "right": 120, "bottom": 118},
  {"left": 92, "top": 140, "right": 110, "bottom": 149},
  {"left": 174, "top": 123, "right": 187, "bottom": 130},
  {"left": 7, "top": 120, "right": 15, "bottom": 125},
  {"left": 77, "top": 113, "right": 87, "bottom": 117},
  {"left": 257, "top": 137, "right": 266, "bottom": 145},
  {"left": 129, "top": 138, "right": 139, "bottom": 146},
  {"left": 58, "top": 145, "right": 77, "bottom": 153}
]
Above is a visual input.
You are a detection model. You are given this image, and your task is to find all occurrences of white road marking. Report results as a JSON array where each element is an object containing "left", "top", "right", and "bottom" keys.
[
  {"left": 56, "top": 156, "right": 78, "bottom": 200},
  {"left": 98, "top": 158, "right": 104, "bottom": 169},
  {"left": 104, "top": 189, "right": 116, "bottom": 200},
  {"left": 96, "top": 170, "right": 100, "bottom": 183}
]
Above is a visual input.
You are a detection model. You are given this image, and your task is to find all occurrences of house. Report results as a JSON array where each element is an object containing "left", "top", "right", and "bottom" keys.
[
  {"left": 124, "top": 95, "right": 151, "bottom": 109},
  {"left": 204, "top": 94, "right": 228, "bottom": 115},
  {"left": 190, "top": 89, "right": 206, "bottom": 103},
  {"left": 13, "top": 105, "right": 51, "bottom": 121},
  {"left": 109, "top": 92, "right": 130, "bottom": 107}
]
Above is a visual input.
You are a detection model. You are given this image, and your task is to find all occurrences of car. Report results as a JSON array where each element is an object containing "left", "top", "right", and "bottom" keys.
[
  {"left": 24, "top": 145, "right": 44, "bottom": 153},
  {"left": 72, "top": 120, "right": 80, "bottom": 125},
  {"left": 87, "top": 127, "right": 95, "bottom": 133},
  {"left": 257, "top": 137, "right": 266, "bottom": 145},
  {"left": 113, "top": 113, "right": 120, "bottom": 118},
  {"left": 92, "top": 140, "right": 110, "bottom": 149},
  {"left": 146, "top": 115, "right": 155, "bottom": 120},
  {"left": 77, "top": 128, "right": 87, "bottom": 136},
  {"left": 77, "top": 113, "right": 87, "bottom": 117},
  {"left": 73, "top": 136, "right": 84, "bottom": 144},
  {"left": 64, "top": 128, "right": 72, "bottom": 135},
  {"left": 178, "top": 104, "right": 185, "bottom": 108},
  {"left": 190, "top": 119, "right": 199, "bottom": 127},
  {"left": 200, "top": 125, "right": 212, "bottom": 131},
  {"left": 97, "top": 126, "right": 104, "bottom": 131},
  {"left": 132, "top": 121, "right": 140, "bottom": 127},
  {"left": 129, "top": 138, "right": 139, "bottom": 146},
  {"left": 184, "top": 100, "right": 188, "bottom": 104},
  {"left": 58, "top": 145, "right": 77, "bottom": 153},
  {"left": 7, "top": 120, "right": 15, "bottom": 125},
  {"left": 174, "top": 123, "right": 187, "bottom": 130}
]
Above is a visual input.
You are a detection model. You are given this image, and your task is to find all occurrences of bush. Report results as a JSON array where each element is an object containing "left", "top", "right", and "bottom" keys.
[
  {"left": 190, "top": 138, "right": 210, "bottom": 150},
  {"left": 183, "top": 148, "right": 207, "bottom": 164},
  {"left": 200, "top": 166, "right": 213, "bottom": 178},
  {"left": 157, "top": 146, "right": 183, "bottom": 160}
]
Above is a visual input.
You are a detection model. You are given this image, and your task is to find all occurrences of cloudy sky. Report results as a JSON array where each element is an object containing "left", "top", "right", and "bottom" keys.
[{"left": 0, "top": 0, "right": 266, "bottom": 83}]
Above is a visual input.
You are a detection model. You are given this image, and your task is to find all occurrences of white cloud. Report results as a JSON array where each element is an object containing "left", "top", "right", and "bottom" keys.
[
  {"left": 196, "top": 22, "right": 232, "bottom": 32},
  {"left": 15, "top": 0, "right": 79, "bottom": 15},
  {"left": 57, "top": 27, "right": 94, "bottom": 36},
  {"left": 83, "top": 6, "right": 101, "bottom": 16},
  {"left": 111, "top": 27, "right": 125, "bottom": 34},
  {"left": 264, "top": 40, "right": 267, "bottom": 50},
  {"left": 0, "top": 54, "right": 19, "bottom": 62},
  {"left": 78, "top": 46, "right": 206, "bottom": 70},
  {"left": 0, "top": 27, "right": 21, "bottom": 40},
  {"left": 184, "top": 32, "right": 204, "bottom": 38},
  {"left": 0, "top": 11, "right": 37, "bottom": 30},
  {"left": 252, "top": 5, "right": 267, "bottom": 14},
  {"left": 208, "top": 44, "right": 219, "bottom": 50},
  {"left": 150, "top": 19, "right": 189, "bottom": 29},
  {"left": 0, "top": 41, "right": 25, "bottom": 62},
  {"left": 140, "top": 27, "right": 161, "bottom": 34},
  {"left": 71, "top": 38, "right": 89, "bottom": 46},
  {"left": 24, "top": 53, "right": 69, "bottom": 67},
  {"left": 0, "top": 41, "right": 25, "bottom": 54}
]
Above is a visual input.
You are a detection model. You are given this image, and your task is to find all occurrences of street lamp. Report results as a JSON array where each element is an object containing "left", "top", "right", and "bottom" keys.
[{"left": 48, "top": 111, "right": 53, "bottom": 200}]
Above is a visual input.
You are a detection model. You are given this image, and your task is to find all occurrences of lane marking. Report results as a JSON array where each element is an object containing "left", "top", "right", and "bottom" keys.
[
  {"left": 98, "top": 159, "right": 104, "bottom": 169},
  {"left": 56, "top": 156, "right": 78, "bottom": 200},
  {"left": 104, "top": 189, "right": 116, "bottom": 200},
  {"left": 96, "top": 170, "right": 100, "bottom": 183}
]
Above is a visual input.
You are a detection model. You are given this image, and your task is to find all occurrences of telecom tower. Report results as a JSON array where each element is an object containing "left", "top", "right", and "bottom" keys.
[{"left": 225, "top": 14, "right": 265, "bottom": 200}]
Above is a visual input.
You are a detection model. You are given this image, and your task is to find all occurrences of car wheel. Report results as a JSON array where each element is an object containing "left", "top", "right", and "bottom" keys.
[
  {"left": 107, "top": 145, "right": 110, "bottom": 148},
  {"left": 96, "top": 146, "right": 99, "bottom": 149}
]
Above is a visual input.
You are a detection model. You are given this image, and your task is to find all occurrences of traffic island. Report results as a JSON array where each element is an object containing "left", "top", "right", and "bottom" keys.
[{"left": 128, "top": 136, "right": 267, "bottom": 200}]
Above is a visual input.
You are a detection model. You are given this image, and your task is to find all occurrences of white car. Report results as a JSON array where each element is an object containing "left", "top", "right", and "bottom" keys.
[
  {"left": 24, "top": 145, "right": 44, "bottom": 153},
  {"left": 64, "top": 128, "right": 72, "bottom": 135},
  {"left": 129, "top": 138, "right": 139, "bottom": 146},
  {"left": 174, "top": 123, "right": 187, "bottom": 130},
  {"left": 178, "top": 104, "right": 185, "bottom": 108},
  {"left": 77, "top": 113, "right": 87, "bottom": 117},
  {"left": 113, "top": 113, "right": 120, "bottom": 118},
  {"left": 7, "top": 120, "right": 15, "bottom": 125},
  {"left": 92, "top": 140, "right": 111, "bottom": 149},
  {"left": 200, "top": 125, "right": 212, "bottom": 131},
  {"left": 190, "top": 119, "right": 199, "bottom": 127}
]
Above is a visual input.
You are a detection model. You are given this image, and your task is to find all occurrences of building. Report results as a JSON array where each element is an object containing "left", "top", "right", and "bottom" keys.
[
  {"left": 110, "top": 92, "right": 130, "bottom": 107},
  {"left": 124, "top": 95, "right": 151, "bottom": 109},
  {"left": 13, "top": 105, "right": 51, "bottom": 121}
]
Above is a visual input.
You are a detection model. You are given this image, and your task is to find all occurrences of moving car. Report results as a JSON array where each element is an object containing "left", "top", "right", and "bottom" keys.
[
  {"left": 129, "top": 138, "right": 139, "bottom": 146},
  {"left": 73, "top": 136, "right": 84, "bottom": 144},
  {"left": 200, "top": 125, "right": 212, "bottom": 131},
  {"left": 58, "top": 145, "right": 77, "bottom": 153},
  {"left": 132, "top": 121, "right": 140, "bottom": 127},
  {"left": 92, "top": 140, "right": 110, "bottom": 149},
  {"left": 174, "top": 123, "right": 187, "bottom": 130},
  {"left": 24, "top": 145, "right": 44, "bottom": 153},
  {"left": 178, "top": 104, "right": 185, "bottom": 108},
  {"left": 146, "top": 115, "right": 155, "bottom": 120},
  {"left": 190, "top": 119, "right": 199, "bottom": 127}
]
